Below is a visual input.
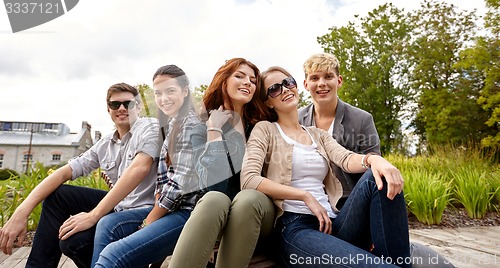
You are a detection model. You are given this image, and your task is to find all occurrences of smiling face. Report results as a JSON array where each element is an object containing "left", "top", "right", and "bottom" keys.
[
  {"left": 304, "top": 70, "right": 342, "bottom": 106},
  {"left": 107, "top": 91, "right": 140, "bottom": 132},
  {"left": 153, "top": 74, "right": 188, "bottom": 117},
  {"left": 263, "top": 71, "right": 299, "bottom": 114},
  {"left": 224, "top": 64, "right": 257, "bottom": 108}
]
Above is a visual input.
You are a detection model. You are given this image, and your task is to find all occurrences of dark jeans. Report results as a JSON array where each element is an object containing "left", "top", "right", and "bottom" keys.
[
  {"left": 275, "top": 170, "right": 411, "bottom": 268},
  {"left": 94, "top": 209, "right": 191, "bottom": 267},
  {"left": 26, "top": 185, "right": 108, "bottom": 268}
]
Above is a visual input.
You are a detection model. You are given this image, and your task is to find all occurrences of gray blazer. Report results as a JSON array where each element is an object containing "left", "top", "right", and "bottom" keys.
[{"left": 298, "top": 98, "right": 380, "bottom": 197}]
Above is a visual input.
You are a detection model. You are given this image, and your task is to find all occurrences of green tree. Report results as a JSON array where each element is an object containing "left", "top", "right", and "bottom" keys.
[
  {"left": 136, "top": 83, "right": 158, "bottom": 118},
  {"left": 318, "top": 3, "right": 412, "bottom": 154},
  {"left": 455, "top": 0, "right": 500, "bottom": 149},
  {"left": 408, "top": 0, "right": 480, "bottom": 147},
  {"left": 298, "top": 90, "right": 310, "bottom": 108},
  {"left": 192, "top": 84, "right": 208, "bottom": 108}
]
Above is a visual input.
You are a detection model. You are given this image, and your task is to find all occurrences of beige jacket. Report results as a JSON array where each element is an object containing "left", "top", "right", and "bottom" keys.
[{"left": 241, "top": 121, "right": 355, "bottom": 219}]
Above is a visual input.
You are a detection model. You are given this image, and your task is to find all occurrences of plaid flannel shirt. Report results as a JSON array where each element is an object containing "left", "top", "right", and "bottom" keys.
[{"left": 155, "top": 109, "right": 202, "bottom": 211}]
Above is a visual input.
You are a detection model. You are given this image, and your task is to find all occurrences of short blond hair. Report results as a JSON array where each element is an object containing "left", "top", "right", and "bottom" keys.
[{"left": 303, "top": 53, "right": 340, "bottom": 78}]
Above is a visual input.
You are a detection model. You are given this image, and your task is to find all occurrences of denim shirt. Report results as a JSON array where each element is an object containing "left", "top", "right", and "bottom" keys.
[
  {"left": 191, "top": 121, "right": 248, "bottom": 200},
  {"left": 68, "top": 117, "right": 161, "bottom": 211}
]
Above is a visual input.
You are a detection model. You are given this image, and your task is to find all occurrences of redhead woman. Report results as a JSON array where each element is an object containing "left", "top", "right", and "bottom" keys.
[
  {"left": 241, "top": 66, "right": 411, "bottom": 268},
  {"left": 169, "top": 58, "right": 275, "bottom": 268}
]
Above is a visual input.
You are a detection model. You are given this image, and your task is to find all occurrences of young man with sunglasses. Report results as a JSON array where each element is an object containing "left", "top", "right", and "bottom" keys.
[
  {"left": 0, "top": 83, "right": 160, "bottom": 268},
  {"left": 298, "top": 53, "right": 454, "bottom": 268}
]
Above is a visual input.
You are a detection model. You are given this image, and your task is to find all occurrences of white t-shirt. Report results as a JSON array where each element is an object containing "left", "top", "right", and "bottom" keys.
[{"left": 311, "top": 115, "right": 335, "bottom": 135}]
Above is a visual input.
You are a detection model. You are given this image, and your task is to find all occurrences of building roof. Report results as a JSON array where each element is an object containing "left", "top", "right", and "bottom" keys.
[
  {"left": 0, "top": 131, "right": 83, "bottom": 146},
  {"left": 0, "top": 121, "right": 90, "bottom": 147}
]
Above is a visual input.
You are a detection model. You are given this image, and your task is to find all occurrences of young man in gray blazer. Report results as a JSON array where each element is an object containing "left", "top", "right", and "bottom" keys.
[{"left": 298, "top": 52, "right": 454, "bottom": 268}]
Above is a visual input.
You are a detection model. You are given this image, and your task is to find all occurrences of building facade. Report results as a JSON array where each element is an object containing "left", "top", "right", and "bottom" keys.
[{"left": 0, "top": 121, "right": 96, "bottom": 173}]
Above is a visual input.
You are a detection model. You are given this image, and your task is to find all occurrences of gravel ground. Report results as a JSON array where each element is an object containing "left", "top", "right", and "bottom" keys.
[
  {"left": 16, "top": 208, "right": 500, "bottom": 248},
  {"left": 408, "top": 207, "right": 500, "bottom": 229}
]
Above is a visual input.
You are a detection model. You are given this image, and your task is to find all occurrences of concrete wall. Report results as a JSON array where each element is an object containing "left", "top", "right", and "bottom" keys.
[{"left": 0, "top": 145, "right": 79, "bottom": 172}]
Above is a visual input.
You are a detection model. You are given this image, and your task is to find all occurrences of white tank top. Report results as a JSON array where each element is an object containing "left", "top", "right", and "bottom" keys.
[{"left": 275, "top": 123, "right": 336, "bottom": 218}]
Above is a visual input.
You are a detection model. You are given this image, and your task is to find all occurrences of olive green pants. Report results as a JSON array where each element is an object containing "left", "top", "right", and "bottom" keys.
[{"left": 169, "top": 189, "right": 275, "bottom": 268}]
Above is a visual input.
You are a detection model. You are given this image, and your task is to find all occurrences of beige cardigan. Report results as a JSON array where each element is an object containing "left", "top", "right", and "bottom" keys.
[{"left": 241, "top": 121, "right": 355, "bottom": 219}]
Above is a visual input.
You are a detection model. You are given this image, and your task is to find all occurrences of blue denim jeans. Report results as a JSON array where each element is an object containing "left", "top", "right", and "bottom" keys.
[
  {"left": 91, "top": 207, "right": 152, "bottom": 266},
  {"left": 26, "top": 185, "right": 108, "bottom": 268},
  {"left": 275, "top": 170, "right": 411, "bottom": 268},
  {"left": 93, "top": 209, "right": 191, "bottom": 268}
]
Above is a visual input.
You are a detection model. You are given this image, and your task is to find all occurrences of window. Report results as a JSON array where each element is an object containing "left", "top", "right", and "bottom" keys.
[
  {"left": 2, "top": 122, "right": 12, "bottom": 131},
  {"left": 0, "top": 154, "right": 3, "bottom": 168},
  {"left": 23, "top": 154, "right": 33, "bottom": 161},
  {"left": 15, "top": 122, "right": 25, "bottom": 130},
  {"left": 52, "top": 154, "right": 61, "bottom": 161}
]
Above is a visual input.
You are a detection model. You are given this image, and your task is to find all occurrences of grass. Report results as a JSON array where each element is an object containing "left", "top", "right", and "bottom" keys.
[
  {"left": 402, "top": 168, "right": 452, "bottom": 225},
  {"left": 387, "top": 144, "right": 498, "bottom": 224},
  {"left": 0, "top": 144, "right": 498, "bottom": 228},
  {"left": 452, "top": 167, "right": 498, "bottom": 218},
  {"left": 0, "top": 163, "right": 107, "bottom": 231},
  {"left": 0, "top": 163, "right": 45, "bottom": 230},
  {"left": 489, "top": 168, "right": 500, "bottom": 212}
]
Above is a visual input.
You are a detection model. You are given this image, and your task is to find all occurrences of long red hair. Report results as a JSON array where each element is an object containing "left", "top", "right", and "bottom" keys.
[{"left": 202, "top": 58, "right": 269, "bottom": 126}]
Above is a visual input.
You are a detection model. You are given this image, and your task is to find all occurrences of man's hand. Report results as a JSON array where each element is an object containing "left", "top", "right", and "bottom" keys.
[
  {"left": 0, "top": 213, "right": 28, "bottom": 255},
  {"left": 58, "top": 212, "right": 98, "bottom": 240}
]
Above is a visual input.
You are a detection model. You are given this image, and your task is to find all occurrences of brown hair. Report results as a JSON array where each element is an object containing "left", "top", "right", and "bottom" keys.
[
  {"left": 153, "top": 65, "right": 195, "bottom": 138},
  {"left": 153, "top": 65, "right": 197, "bottom": 166},
  {"left": 203, "top": 58, "right": 267, "bottom": 126},
  {"left": 106, "top": 83, "right": 140, "bottom": 104},
  {"left": 259, "top": 66, "right": 294, "bottom": 122}
]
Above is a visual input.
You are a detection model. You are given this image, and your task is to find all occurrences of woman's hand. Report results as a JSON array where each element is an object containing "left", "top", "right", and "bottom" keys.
[
  {"left": 207, "top": 105, "right": 233, "bottom": 129},
  {"left": 369, "top": 155, "right": 404, "bottom": 200},
  {"left": 303, "top": 191, "right": 332, "bottom": 234}
]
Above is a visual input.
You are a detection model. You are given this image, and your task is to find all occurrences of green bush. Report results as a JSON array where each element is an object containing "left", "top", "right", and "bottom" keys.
[
  {"left": 490, "top": 169, "right": 500, "bottom": 212},
  {"left": 390, "top": 144, "right": 499, "bottom": 223},
  {"left": 403, "top": 168, "right": 452, "bottom": 225},
  {"left": 1, "top": 146, "right": 498, "bottom": 229},
  {"left": 0, "top": 184, "right": 7, "bottom": 226},
  {"left": 65, "top": 168, "right": 109, "bottom": 190},
  {"left": 0, "top": 163, "right": 108, "bottom": 231},
  {"left": 0, "top": 168, "right": 19, "bottom": 180},
  {"left": 452, "top": 167, "right": 495, "bottom": 219}
]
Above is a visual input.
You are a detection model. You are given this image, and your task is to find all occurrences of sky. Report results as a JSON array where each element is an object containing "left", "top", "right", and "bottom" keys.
[{"left": 0, "top": 0, "right": 487, "bottom": 136}]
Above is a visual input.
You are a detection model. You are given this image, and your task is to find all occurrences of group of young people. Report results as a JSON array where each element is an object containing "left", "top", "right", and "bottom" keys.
[{"left": 0, "top": 53, "right": 453, "bottom": 267}]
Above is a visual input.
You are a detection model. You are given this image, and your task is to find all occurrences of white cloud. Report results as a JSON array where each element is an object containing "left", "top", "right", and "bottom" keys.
[{"left": 0, "top": 0, "right": 486, "bottom": 135}]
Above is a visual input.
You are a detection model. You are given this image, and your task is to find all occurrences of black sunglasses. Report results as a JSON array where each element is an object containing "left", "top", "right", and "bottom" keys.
[
  {"left": 267, "top": 77, "right": 297, "bottom": 98},
  {"left": 108, "top": 100, "right": 137, "bottom": 110}
]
